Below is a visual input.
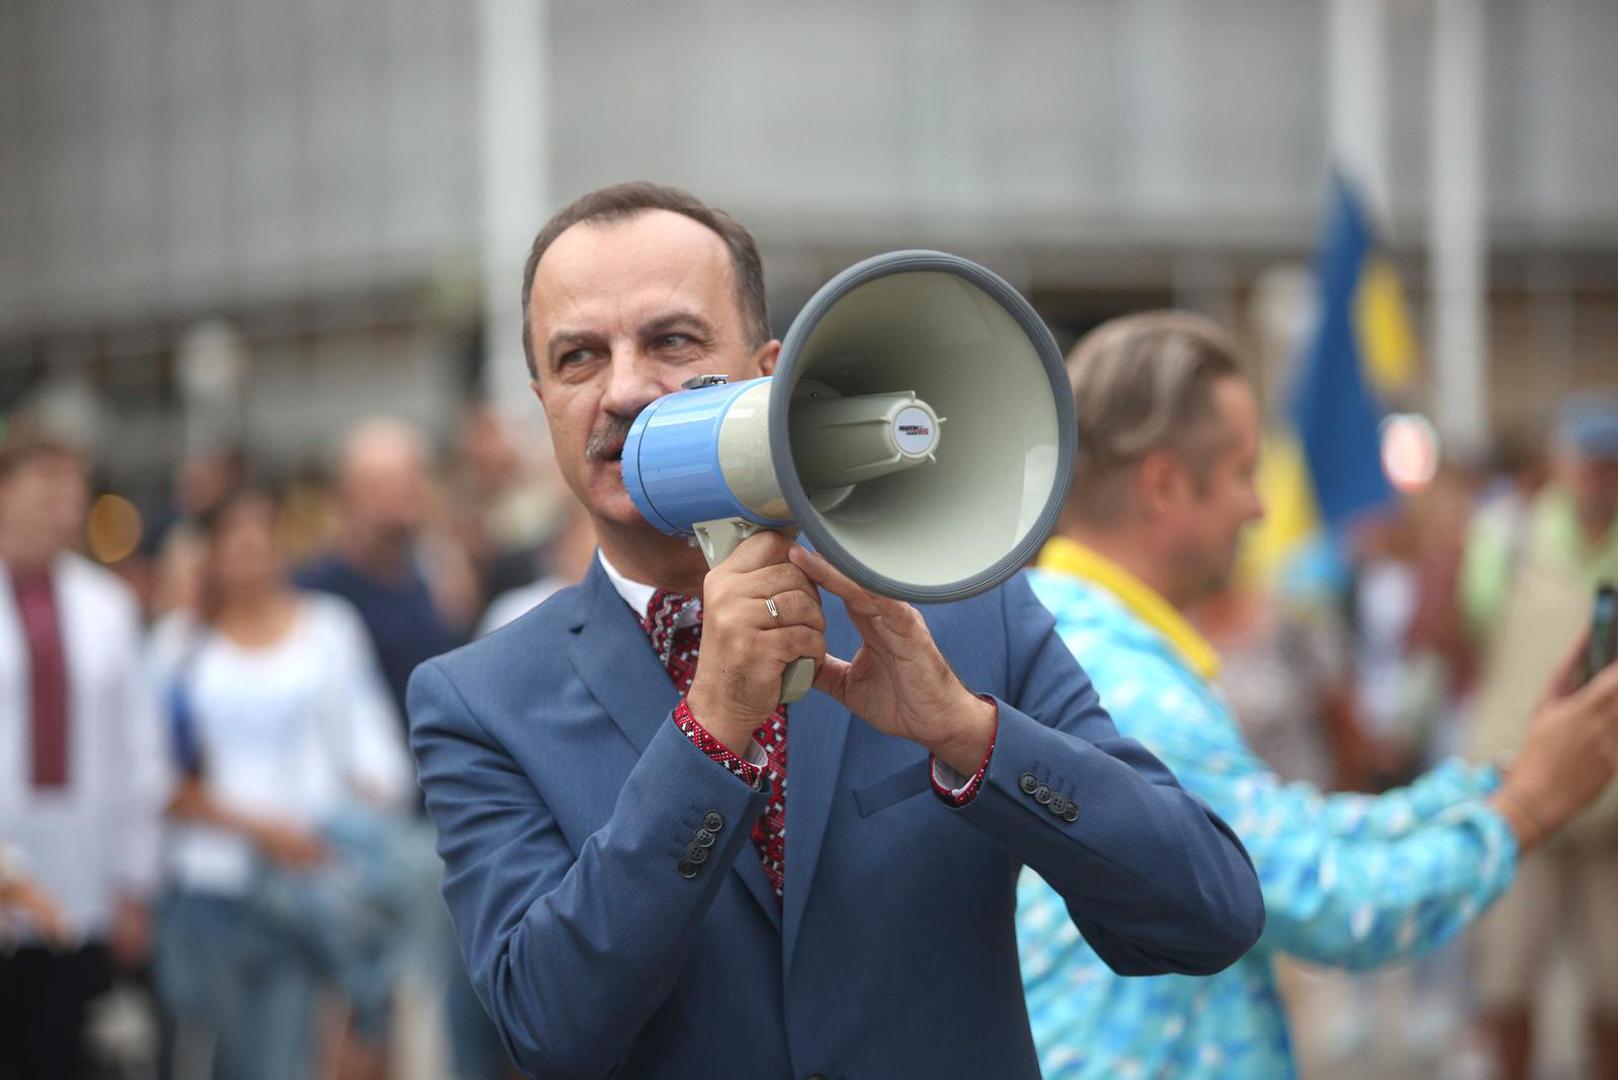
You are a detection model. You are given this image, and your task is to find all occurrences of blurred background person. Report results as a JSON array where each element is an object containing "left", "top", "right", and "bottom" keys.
[
  {"left": 449, "top": 403, "right": 568, "bottom": 611},
  {"left": 1194, "top": 574, "right": 1363, "bottom": 792},
  {"left": 0, "top": 841, "right": 76, "bottom": 948},
  {"left": 0, "top": 428, "right": 170, "bottom": 1080},
  {"left": 294, "top": 418, "right": 515, "bottom": 1079},
  {"left": 1462, "top": 393, "right": 1618, "bottom": 1080},
  {"left": 144, "top": 449, "right": 250, "bottom": 622},
  {"left": 1345, "top": 508, "right": 1434, "bottom": 787},
  {"left": 1242, "top": 469, "right": 1493, "bottom": 1071},
  {"left": 476, "top": 500, "right": 596, "bottom": 637},
  {"left": 297, "top": 419, "right": 472, "bottom": 719},
  {"left": 151, "top": 485, "right": 415, "bottom": 1080}
]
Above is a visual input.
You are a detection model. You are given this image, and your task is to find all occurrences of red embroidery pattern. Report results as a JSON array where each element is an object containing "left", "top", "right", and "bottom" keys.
[
  {"left": 929, "top": 696, "right": 999, "bottom": 806},
  {"left": 673, "top": 700, "right": 760, "bottom": 786},
  {"left": 646, "top": 590, "right": 789, "bottom": 900}
]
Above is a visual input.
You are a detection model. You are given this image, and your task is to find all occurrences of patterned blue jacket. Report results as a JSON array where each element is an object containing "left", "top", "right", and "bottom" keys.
[{"left": 1018, "top": 557, "right": 1516, "bottom": 1079}]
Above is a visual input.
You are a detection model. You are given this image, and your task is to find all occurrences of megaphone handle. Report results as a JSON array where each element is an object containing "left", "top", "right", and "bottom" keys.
[
  {"left": 692, "top": 517, "right": 815, "bottom": 705},
  {"left": 778, "top": 657, "right": 815, "bottom": 704}
]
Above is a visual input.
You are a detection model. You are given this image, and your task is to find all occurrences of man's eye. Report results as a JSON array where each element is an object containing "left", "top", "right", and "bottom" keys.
[
  {"left": 559, "top": 349, "right": 591, "bottom": 366},
  {"left": 655, "top": 333, "right": 694, "bottom": 350}
]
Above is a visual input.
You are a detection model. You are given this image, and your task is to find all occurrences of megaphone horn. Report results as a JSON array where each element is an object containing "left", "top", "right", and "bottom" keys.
[{"left": 622, "top": 250, "right": 1075, "bottom": 702}]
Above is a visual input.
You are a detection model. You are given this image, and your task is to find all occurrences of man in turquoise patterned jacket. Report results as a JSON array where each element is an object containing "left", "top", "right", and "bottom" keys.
[{"left": 1017, "top": 312, "right": 1618, "bottom": 1079}]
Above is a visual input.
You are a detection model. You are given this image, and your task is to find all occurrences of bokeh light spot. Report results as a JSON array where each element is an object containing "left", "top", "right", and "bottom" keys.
[{"left": 87, "top": 494, "right": 144, "bottom": 564}]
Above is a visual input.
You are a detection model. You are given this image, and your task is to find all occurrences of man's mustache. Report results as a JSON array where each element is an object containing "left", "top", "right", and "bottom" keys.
[{"left": 585, "top": 414, "right": 636, "bottom": 462}]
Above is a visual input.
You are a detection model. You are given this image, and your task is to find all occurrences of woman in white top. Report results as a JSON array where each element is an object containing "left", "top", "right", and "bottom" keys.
[{"left": 149, "top": 485, "right": 413, "bottom": 1080}]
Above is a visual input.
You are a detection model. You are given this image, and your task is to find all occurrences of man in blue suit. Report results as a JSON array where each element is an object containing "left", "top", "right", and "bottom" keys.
[{"left": 407, "top": 181, "right": 1265, "bottom": 1079}]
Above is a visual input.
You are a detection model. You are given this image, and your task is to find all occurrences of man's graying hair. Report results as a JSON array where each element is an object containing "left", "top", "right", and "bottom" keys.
[
  {"left": 520, "top": 181, "right": 771, "bottom": 379},
  {"left": 1066, "top": 311, "right": 1246, "bottom": 524}
]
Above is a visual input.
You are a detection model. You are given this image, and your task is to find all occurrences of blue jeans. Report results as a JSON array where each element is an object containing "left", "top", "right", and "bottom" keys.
[
  {"left": 393, "top": 819, "right": 510, "bottom": 1080},
  {"left": 155, "top": 891, "right": 319, "bottom": 1080}
]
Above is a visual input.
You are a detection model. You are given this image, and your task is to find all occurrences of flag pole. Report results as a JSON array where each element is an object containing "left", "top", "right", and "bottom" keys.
[{"left": 1428, "top": 0, "right": 1489, "bottom": 455}]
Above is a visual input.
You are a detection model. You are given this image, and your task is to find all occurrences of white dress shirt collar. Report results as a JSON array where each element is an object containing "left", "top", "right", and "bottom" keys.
[
  {"left": 597, "top": 550, "right": 704, "bottom": 629},
  {"left": 596, "top": 550, "right": 655, "bottom": 618}
]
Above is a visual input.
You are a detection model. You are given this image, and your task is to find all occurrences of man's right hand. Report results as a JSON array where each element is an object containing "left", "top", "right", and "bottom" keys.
[
  {"left": 1, "top": 875, "right": 77, "bottom": 949},
  {"left": 250, "top": 821, "right": 329, "bottom": 870},
  {"left": 685, "top": 530, "right": 826, "bottom": 755},
  {"left": 1491, "top": 630, "right": 1618, "bottom": 855}
]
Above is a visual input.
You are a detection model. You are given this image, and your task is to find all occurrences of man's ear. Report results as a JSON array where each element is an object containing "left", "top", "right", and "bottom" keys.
[
  {"left": 1137, "top": 448, "right": 1188, "bottom": 520},
  {"left": 756, "top": 339, "right": 783, "bottom": 377}
]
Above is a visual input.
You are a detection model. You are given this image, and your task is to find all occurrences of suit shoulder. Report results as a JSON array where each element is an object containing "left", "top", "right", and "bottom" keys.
[
  {"left": 409, "top": 580, "right": 592, "bottom": 743},
  {"left": 921, "top": 571, "right": 1041, "bottom": 637},
  {"left": 912, "top": 578, "right": 1036, "bottom": 681}
]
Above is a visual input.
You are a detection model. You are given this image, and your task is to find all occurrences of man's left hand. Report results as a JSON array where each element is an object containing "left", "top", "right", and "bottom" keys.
[
  {"left": 110, "top": 895, "right": 150, "bottom": 969},
  {"left": 788, "top": 546, "right": 996, "bottom": 775}
]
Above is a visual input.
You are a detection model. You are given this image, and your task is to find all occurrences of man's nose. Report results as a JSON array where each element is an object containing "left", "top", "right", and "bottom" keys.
[
  {"left": 600, "top": 346, "right": 672, "bottom": 419},
  {"left": 595, "top": 344, "right": 656, "bottom": 417}
]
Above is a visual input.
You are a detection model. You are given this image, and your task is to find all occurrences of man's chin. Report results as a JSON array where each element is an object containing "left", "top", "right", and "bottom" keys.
[
  {"left": 1187, "top": 548, "right": 1241, "bottom": 604},
  {"left": 1208, "top": 548, "right": 1244, "bottom": 595},
  {"left": 584, "top": 479, "right": 659, "bottom": 532}
]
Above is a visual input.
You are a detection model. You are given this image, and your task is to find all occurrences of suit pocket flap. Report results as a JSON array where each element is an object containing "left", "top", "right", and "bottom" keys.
[{"left": 852, "top": 759, "right": 934, "bottom": 817}]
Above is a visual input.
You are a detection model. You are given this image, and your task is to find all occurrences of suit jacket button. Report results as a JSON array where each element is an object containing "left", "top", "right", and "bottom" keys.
[
  {"left": 1033, "top": 784, "right": 1053, "bottom": 805},
  {"left": 703, "top": 811, "right": 725, "bottom": 832},
  {"left": 694, "top": 828, "right": 716, "bottom": 848},
  {"left": 1063, "top": 804, "right": 1079, "bottom": 822},
  {"left": 1019, "top": 773, "right": 1039, "bottom": 795},
  {"left": 1049, "top": 795, "right": 1070, "bottom": 816},
  {"left": 677, "top": 860, "right": 699, "bottom": 879},
  {"left": 685, "top": 841, "right": 709, "bottom": 864}
]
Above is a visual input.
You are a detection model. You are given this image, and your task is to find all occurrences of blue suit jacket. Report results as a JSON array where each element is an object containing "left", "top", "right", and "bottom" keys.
[{"left": 408, "top": 559, "right": 1263, "bottom": 1079}]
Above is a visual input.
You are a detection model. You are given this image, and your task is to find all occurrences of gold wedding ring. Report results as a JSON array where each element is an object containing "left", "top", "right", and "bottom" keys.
[{"left": 764, "top": 596, "right": 781, "bottom": 624}]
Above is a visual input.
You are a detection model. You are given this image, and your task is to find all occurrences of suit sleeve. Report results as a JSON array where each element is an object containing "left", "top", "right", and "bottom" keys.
[
  {"left": 408, "top": 659, "right": 769, "bottom": 1080},
  {"left": 945, "top": 576, "right": 1266, "bottom": 977}
]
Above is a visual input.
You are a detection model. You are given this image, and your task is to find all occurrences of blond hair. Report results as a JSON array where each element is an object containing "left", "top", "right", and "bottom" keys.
[{"left": 1066, "top": 311, "right": 1247, "bottom": 524}]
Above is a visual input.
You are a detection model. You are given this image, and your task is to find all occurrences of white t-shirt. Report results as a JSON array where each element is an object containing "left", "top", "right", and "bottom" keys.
[
  {"left": 147, "top": 593, "right": 413, "bottom": 895},
  {"left": 477, "top": 576, "right": 568, "bottom": 638}
]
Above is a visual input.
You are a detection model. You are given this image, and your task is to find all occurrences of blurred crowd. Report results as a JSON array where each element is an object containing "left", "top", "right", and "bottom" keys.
[
  {"left": 1191, "top": 394, "right": 1618, "bottom": 1080},
  {"left": 0, "top": 404, "right": 594, "bottom": 1080},
  {"left": 1, "top": 383, "right": 1615, "bottom": 1080}
]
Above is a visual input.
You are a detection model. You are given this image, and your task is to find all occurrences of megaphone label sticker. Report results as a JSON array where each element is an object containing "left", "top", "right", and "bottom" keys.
[{"left": 892, "top": 406, "right": 939, "bottom": 456}]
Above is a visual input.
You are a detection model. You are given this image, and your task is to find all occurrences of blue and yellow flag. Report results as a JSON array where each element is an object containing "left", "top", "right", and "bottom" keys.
[{"left": 1245, "top": 173, "right": 1418, "bottom": 587}]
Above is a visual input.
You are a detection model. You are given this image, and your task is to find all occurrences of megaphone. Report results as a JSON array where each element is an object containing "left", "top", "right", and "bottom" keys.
[{"left": 622, "top": 250, "right": 1075, "bottom": 701}]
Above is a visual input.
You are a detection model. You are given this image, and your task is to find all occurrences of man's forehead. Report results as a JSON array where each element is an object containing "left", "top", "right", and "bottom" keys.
[
  {"left": 13, "top": 452, "right": 83, "bottom": 479},
  {"left": 531, "top": 209, "right": 735, "bottom": 324}
]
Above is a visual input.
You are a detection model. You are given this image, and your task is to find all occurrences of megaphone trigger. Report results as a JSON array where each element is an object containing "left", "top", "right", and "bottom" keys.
[{"left": 690, "top": 517, "right": 780, "bottom": 569}]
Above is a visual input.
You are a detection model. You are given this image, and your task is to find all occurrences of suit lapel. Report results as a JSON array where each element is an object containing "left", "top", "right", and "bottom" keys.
[
  {"left": 781, "top": 594, "right": 856, "bottom": 976},
  {"left": 568, "top": 558, "right": 782, "bottom": 931},
  {"left": 569, "top": 563, "right": 676, "bottom": 758}
]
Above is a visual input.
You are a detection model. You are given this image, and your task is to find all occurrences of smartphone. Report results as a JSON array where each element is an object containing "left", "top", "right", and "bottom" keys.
[{"left": 1585, "top": 583, "right": 1618, "bottom": 685}]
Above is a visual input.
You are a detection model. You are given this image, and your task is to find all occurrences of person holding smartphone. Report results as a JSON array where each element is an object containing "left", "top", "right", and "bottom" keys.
[{"left": 1016, "top": 316, "right": 1618, "bottom": 1079}]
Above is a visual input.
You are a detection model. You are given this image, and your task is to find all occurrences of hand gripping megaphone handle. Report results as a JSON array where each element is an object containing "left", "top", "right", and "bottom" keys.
[{"left": 692, "top": 517, "right": 816, "bottom": 704}]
